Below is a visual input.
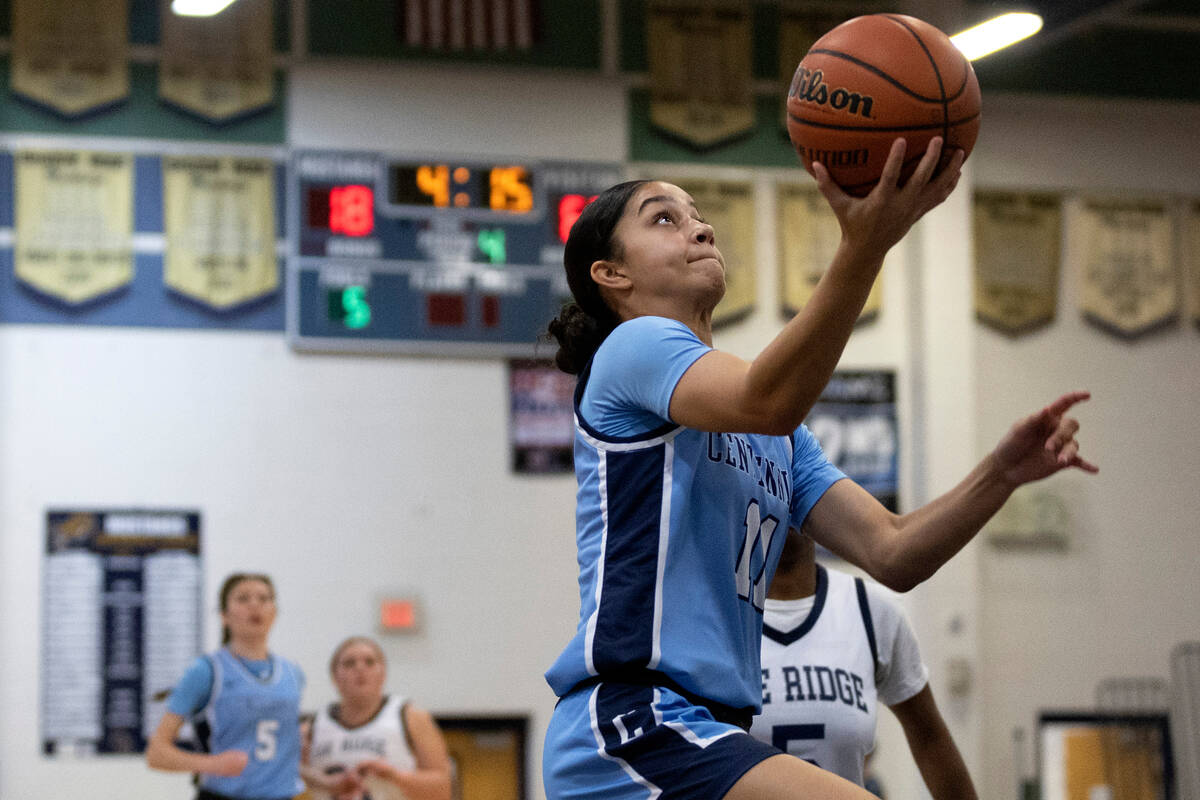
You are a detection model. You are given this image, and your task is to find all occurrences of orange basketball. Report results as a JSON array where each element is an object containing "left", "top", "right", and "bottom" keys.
[{"left": 786, "top": 14, "right": 981, "bottom": 196}]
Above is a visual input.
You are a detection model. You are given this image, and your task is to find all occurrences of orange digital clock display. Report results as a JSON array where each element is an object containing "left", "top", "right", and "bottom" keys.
[{"left": 389, "top": 162, "right": 533, "bottom": 213}]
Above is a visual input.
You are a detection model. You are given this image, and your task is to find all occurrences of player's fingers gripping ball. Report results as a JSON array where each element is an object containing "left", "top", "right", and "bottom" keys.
[{"left": 786, "top": 14, "right": 981, "bottom": 196}]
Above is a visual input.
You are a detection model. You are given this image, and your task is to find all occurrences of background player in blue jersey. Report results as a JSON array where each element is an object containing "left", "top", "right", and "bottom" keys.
[
  {"left": 147, "top": 573, "right": 305, "bottom": 800},
  {"left": 751, "top": 529, "right": 978, "bottom": 800},
  {"left": 542, "top": 138, "right": 1097, "bottom": 800}
]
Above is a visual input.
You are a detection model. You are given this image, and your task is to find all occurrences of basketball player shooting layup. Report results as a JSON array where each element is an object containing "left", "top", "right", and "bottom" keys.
[{"left": 541, "top": 138, "right": 1097, "bottom": 799}]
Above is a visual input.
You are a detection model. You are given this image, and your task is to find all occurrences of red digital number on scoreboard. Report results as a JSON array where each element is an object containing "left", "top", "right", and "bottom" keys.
[
  {"left": 329, "top": 185, "right": 374, "bottom": 237},
  {"left": 557, "top": 193, "right": 598, "bottom": 244}
]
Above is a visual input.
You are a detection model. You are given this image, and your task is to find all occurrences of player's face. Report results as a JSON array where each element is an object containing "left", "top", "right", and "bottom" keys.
[
  {"left": 221, "top": 579, "right": 276, "bottom": 641},
  {"left": 332, "top": 642, "right": 386, "bottom": 700},
  {"left": 607, "top": 181, "right": 725, "bottom": 312}
]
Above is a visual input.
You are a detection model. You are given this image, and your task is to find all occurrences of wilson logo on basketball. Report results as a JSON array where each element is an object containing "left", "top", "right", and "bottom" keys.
[{"left": 788, "top": 67, "right": 874, "bottom": 119}]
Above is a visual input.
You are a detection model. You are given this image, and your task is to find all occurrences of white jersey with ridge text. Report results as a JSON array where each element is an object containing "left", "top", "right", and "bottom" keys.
[
  {"left": 309, "top": 694, "right": 415, "bottom": 799},
  {"left": 749, "top": 565, "right": 928, "bottom": 786}
]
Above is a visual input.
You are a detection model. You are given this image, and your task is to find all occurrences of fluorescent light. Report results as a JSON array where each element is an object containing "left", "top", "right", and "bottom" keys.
[
  {"left": 171, "top": 0, "right": 238, "bottom": 16},
  {"left": 951, "top": 12, "right": 1043, "bottom": 60}
]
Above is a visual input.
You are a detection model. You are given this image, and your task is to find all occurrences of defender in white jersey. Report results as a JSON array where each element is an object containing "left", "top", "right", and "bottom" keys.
[
  {"left": 542, "top": 160, "right": 1095, "bottom": 800},
  {"left": 751, "top": 531, "right": 978, "bottom": 799},
  {"left": 302, "top": 637, "right": 451, "bottom": 800}
]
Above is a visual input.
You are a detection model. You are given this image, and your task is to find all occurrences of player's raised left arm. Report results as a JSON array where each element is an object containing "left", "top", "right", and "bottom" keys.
[
  {"left": 889, "top": 686, "right": 979, "bottom": 800},
  {"left": 803, "top": 392, "right": 1097, "bottom": 591}
]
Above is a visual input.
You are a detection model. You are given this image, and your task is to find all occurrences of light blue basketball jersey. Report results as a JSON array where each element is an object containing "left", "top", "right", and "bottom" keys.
[
  {"left": 195, "top": 648, "right": 305, "bottom": 799},
  {"left": 544, "top": 316, "right": 845, "bottom": 712}
]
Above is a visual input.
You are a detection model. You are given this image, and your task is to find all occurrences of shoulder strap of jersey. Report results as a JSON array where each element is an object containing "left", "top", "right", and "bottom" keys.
[
  {"left": 854, "top": 577, "right": 880, "bottom": 669},
  {"left": 198, "top": 653, "right": 218, "bottom": 715},
  {"left": 397, "top": 697, "right": 417, "bottom": 752}
]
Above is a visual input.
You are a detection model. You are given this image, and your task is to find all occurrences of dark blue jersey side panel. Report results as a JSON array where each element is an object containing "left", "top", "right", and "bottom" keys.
[{"left": 593, "top": 445, "right": 666, "bottom": 673}]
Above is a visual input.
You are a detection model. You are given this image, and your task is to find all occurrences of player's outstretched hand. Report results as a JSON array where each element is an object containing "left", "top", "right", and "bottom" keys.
[
  {"left": 813, "top": 136, "right": 965, "bottom": 264},
  {"left": 990, "top": 391, "right": 1099, "bottom": 487},
  {"left": 208, "top": 749, "right": 250, "bottom": 777}
]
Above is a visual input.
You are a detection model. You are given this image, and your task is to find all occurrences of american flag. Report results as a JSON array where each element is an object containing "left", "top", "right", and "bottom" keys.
[{"left": 398, "top": 0, "right": 541, "bottom": 52}]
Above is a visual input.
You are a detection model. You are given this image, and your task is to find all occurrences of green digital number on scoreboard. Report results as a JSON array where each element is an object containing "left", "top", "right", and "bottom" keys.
[{"left": 287, "top": 150, "right": 620, "bottom": 356}]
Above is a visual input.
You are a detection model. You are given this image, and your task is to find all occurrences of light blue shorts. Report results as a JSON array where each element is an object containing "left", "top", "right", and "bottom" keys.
[{"left": 543, "top": 680, "right": 780, "bottom": 799}]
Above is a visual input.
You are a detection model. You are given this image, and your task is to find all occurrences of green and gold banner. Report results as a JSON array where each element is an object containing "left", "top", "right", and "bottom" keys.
[
  {"left": 973, "top": 191, "right": 1061, "bottom": 335},
  {"left": 158, "top": 0, "right": 275, "bottom": 122},
  {"left": 670, "top": 177, "right": 757, "bottom": 326},
  {"left": 11, "top": 0, "right": 129, "bottom": 116},
  {"left": 647, "top": 0, "right": 754, "bottom": 150},
  {"left": 777, "top": 182, "right": 880, "bottom": 322},
  {"left": 1077, "top": 198, "right": 1177, "bottom": 338},
  {"left": 15, "top": 150, "right": 134, "bottom": 304},
  {"left": 163, "top": 156, "right": 278, "bottom": 309}
]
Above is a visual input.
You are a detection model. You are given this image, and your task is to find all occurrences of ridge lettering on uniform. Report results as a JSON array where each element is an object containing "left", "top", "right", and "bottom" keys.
[{"left": 761, "top": 664, "right": 869, "bottom": 713}]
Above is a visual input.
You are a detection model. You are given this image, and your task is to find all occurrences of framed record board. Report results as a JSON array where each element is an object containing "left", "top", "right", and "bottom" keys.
[
  {"left": 41, "top": 509, "right": 202, "bottom": 756},
  {"left": 287, "top": 150, "right": 622, "bottom": 356}
]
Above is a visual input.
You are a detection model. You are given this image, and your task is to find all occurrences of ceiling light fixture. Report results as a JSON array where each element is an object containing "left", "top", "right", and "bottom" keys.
[
  {"left": 951, "top": 12, "right": 1044, "bottom": 60},
  {"left": 170, "top": 0, "right": 238, "bottom": 17}
]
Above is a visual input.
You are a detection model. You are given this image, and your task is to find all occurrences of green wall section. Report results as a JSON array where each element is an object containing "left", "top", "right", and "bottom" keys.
[
  {"left": 972, "top": 28, "right": 1200, "bottom": 103},
  {"left": 0, "top": 60, "right": 286, "bottom": 143},
  {"left": 306, "top": 0, "right": 601, "bottom": 70},
  {"left": 628, "top": 90, "right": 805, "bottom": 170}
]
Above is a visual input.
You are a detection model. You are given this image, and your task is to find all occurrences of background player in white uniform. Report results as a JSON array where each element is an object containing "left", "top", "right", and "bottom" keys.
[
  {"left": 302, "top": 636, "right": 451, "bottom": 800},
  {"left": 147, "top": 573, "right": 305, "bottom": 800},
  {"left": 542, "top": 140, "right": 1096, "bottom": 800},
  {"left": 751, "top": 530, "right": 977, "bottom": 799}
]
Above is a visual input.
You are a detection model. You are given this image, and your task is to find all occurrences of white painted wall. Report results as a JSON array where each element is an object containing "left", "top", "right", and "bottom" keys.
[
  {"left": 972, "top": 94, "right": 1200, "bottom": 799},
  {"left": 2, "top": 58, "right": 1197, "bottom": 800}
]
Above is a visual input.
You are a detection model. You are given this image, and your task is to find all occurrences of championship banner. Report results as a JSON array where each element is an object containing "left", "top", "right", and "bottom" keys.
[
  {"left": 163, "top": 156, "right": 278, "bottom": 309},
  {"left": 1187, "top": 202, "right": 1200, "bottom": 328},
  {"left": 804, "top": 370, "right": 897, "bottom": 512},
  {"left": 15, "top": 150, "right": 134, "bottom": 305},
  {"left": 646, "top": 0, "right": 754, "bottom": 150},
  {"left": 1077, "top": 198, "right": 1177, "bottom": 338},
  {"left": 158, "top": 0, "right": 274, "bottom": 123},
  {"left": 973, "top": 191, "right": 1061, "bottom": 335},
  {"left": 10, "top": 0, "right": 129, "bottom": 116},
  {"left": 777, "top": 182, "right": 880, "bottom": 321},
  {"left": 672, "top": 177, "right": 757, "bottom": 326}
]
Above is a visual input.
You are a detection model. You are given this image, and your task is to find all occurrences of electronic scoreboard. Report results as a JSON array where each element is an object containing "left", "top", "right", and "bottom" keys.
[{"left": 286, "top": 150, "right": 623, "bottom": 356}]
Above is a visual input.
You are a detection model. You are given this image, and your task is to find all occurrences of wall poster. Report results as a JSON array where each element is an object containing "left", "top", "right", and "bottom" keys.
[
  {"left": 42, "top": 509, "right": 202, "bottom": 756},
  {"left": 803, "top": 370, "right": 898, "bottom": 512},
  {"left": 508, "top": 359, "right": 575, "bottom": 474}
]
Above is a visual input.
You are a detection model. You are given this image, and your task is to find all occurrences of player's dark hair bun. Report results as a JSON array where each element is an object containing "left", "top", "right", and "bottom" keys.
[{"left": 548, "top": 302, "right": 607, "bottom": 375}]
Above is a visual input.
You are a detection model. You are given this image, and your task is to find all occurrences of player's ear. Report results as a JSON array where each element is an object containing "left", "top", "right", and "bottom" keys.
[{"left": 590, "top": 259, "right": 630, "bottom": 290}]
